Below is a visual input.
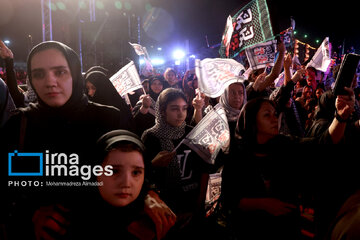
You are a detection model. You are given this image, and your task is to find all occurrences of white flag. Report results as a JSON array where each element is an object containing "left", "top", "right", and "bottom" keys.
[
  {"left": 306, "top": 37, "right": 331, "bottom": 72},
  {"left": 110, "top": 61, "right": 143, "bottom": 97},
  {"left": 182, "top": 104, "right": 230, "bottom": 165},
  {"left": 245, "top": 39, "right": 277, "bottom": 70},
  {"left": 195, "top": 58, "right": 245, "bottom": 98},
  {"left": 129, "top": 42, "right": 146, "bottom": 56},
  {"left": 222, "top": 15, "right": 234, "bottom": 58}
]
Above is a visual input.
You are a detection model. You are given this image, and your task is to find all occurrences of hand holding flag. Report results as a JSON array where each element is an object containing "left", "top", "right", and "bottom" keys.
[
  {"left": 110, "top": 61, "right": 143, "bottom": 97},
  {"left": 180, "top": 104, "right": 230, "bottom": 165}
]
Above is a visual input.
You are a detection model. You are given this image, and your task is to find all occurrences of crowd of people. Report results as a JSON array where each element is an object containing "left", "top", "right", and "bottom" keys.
[{"left": 0, "top": 35, "right": 360, "bottom": 240}]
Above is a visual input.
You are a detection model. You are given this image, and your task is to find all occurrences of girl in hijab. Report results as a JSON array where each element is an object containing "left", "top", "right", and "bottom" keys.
[
  {"left": 132, "top": 76, "right": 165, "bottom": 137},
  {"left": 221, "top": 90, "right": 356, "bottom": 240},
  {"left": 0, "top": 41, "right": 131, "bottom": 239},
  {"left": 85, "top": 70, "right": 133, "bottom": 129},
  {"left": 69, "top": 130, "right": 176, "bottom": 240},
  {"left": 141, "top": 88, "right": 212, "bottom": 239}
]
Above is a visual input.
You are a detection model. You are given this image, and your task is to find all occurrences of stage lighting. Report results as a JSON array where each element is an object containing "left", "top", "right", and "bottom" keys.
[{"left": 173, "top": 49, "right": 185, "bottom": 60}]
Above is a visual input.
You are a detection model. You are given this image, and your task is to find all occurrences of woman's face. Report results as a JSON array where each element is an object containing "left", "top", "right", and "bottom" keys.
[
  {"left": 166, "top": 71, "right": 177, "bottom": 86},
  {"left": 228, "top": 83, "right": 244, "bottom": 110},
  {"left": 150, "top": 79, "right": 163, "bottom": 94},
  {"left": 256, "top": 102, "right": 278, "bottom": 142},
  {"left": 31, "top": 49, "right": 73, "bottom": 107},
  {"left": 164, "top": 97, "right": 187, "bottom": 127},
  {"left": 86, "top": 81, "right": 96, "bottom": 97},
  {"left": 315, "top": 88, "right": 324, "bottom": 99},
  {"left": 98, "top": 150, "right": 145, "bottom": 207}
]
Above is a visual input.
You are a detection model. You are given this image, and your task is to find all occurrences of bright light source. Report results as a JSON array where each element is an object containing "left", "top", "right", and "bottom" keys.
[
  {"left": 190, "top": 54, "right": 196, "bottom": 58},
  {"left": 304, "top": 34, "right": 308, "bottom": 38},
  {"left": 157, "top": 47, "right": 162, "bottom": 51},
  {"left": 152, "top": 58, "right": 165, "bottom": 66},
  {"left": 4, "top": 40, "right": 10, "bottom": 45},
  {"left": 139, "top": 59, "right": 145, "bottom": 65},
  {"left": 173, "top": 50, "right": 185, "bottom": 60},
  {"left": 175, "top": 60, "right": 181, "bottom": 65}
]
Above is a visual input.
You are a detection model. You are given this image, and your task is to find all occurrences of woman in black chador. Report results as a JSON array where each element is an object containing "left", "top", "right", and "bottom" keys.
[{"left": 0, "top": 41, "right": 132, "bottom": 239}]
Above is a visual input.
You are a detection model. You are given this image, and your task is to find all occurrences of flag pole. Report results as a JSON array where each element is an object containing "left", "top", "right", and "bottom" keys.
[
  {"left": 142, "top": 86, "right": 147, "bottom": 95},
  {"left": 125, "top": 93, "right": 133, "bottom": 109},
  {"left": 173, "top": 139, "right": 185, "bottom": 152}
]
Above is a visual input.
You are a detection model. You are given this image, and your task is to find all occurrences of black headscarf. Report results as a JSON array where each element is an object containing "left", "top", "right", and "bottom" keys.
[
  {"left": 26, "top": 41, "right": 88, "bottom": 116},
  {"left": 86, "top": 70, "right": 127, "bottom": 110},
  {"left": 148, "top": 75, "right": 165, "bottom": 102},
  {"left": 70, "top": 130, "right": 149, "bottom": 239},
  {"left": 85, "top": 70, "right": 133, "bottom": 127}
]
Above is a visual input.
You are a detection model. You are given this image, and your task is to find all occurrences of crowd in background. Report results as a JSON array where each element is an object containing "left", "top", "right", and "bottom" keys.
[{"left": 0, "top": 36, "right": 360, "bottom": 240}]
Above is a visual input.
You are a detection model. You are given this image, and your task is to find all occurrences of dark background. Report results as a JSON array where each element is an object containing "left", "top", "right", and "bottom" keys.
[{"left": 0, "top": 0, "right": 357, "bottom": 72}]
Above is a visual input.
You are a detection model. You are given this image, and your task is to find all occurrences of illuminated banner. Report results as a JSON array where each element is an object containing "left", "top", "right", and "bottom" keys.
[
  {"left": 245, "top": 40, "right": 277, "bottom": 70},
  {"left": 110, "top": 61, "right": 143, "bottom": 97},
  {"left": 306, "top": 37, "right": 331, "bottom": 72},
  {"left": 195, "top": 58, "right": 245, "bottom": 98},
  {"left": 219, "top": 0, "right": 274, "bottom": 58},
  {"left": 181, "top": 104, "right": 230, "bottom": 165}
]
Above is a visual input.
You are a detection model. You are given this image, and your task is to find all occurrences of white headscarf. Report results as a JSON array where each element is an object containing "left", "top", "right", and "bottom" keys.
[{"left": 219, "top": 82, "right": 247, "bottom": 122}]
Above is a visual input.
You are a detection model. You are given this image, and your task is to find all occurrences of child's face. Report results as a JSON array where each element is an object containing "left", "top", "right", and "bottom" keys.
[
  {"left": 164, "top": 97, "right": 187, "bottom": 127},
  {"left": 98, "top": 150, "right": 145, "bottom": 207}
]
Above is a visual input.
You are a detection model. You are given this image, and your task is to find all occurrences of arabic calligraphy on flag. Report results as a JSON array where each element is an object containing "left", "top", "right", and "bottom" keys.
[
  {"left": 195, "top": 58, "right": 245, "bottom": 98},
  {"left": 219, "top": 0, "right": 274, "bottom": 58},
  {"left": 182, "top": 104, "right": 230, "bottom": 165},
  {"left": 245, "top": 40, "right": 277, "bottom": 70},
  {"left": 110, "top": 61, "right": 143, "bottom": 97}
]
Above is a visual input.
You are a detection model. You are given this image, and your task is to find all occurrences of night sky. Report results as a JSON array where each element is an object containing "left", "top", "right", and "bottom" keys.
[{"left": 0, "top": 0, "right": 358, "bottom": 64}]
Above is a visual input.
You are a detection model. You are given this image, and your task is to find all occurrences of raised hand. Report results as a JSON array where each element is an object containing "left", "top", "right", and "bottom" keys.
[{"left": 0, "top": 40, "right": 14, "bottom": 59}]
